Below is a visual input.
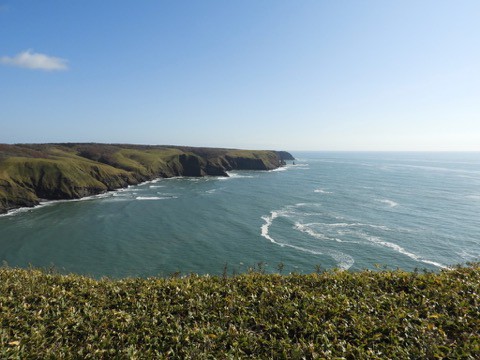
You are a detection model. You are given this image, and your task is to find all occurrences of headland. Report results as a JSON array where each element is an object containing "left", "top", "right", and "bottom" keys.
[{"left": 0, "top": 143, "right": 294, "bottom": 214}]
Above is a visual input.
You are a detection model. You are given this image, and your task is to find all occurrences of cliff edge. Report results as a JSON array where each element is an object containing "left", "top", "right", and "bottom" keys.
[{"left": 0, "top": 144, "right": 294, "bottom": 214}]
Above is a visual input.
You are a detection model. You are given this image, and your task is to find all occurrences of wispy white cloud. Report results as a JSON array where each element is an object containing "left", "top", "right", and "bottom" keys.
[{"left": 0, "top": 50, "right": 68, "bottom": 71}]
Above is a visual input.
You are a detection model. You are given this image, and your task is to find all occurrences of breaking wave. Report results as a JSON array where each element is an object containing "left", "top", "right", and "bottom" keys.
[
  {"left": 260, "top": 208, "right": 355, "bottom": 270},
  {"left": 377, "top": 199, "right": 398, "bottom": 207},
  {"left": 260, "top": 200, "right": 446, "bottom": 270}
]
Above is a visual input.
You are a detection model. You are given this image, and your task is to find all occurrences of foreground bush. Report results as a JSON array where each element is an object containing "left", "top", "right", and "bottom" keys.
[{"left": 0, "top": 264, "right": 478, "bottom": 359}]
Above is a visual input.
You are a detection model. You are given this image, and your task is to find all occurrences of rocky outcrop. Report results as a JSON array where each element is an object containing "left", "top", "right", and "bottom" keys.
[
  {"left": 224, "top": 156, "right": 271, "bottom": 171},
  {"left": 276, "top": 151, "right": 295, "bottom": 161},
  {"left": 177, "top": 154, "right": 207, "bottom": 177},
  {"left": 0, "top": 144, "right": 294, "bottom": 214},
  {"left": 0, "top": 179, "right": 39, "bottom": 213}
]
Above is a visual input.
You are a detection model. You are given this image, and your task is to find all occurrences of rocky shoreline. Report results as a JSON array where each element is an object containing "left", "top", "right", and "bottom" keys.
[{"left": 0, "top": 143, "right": 294, "bottom": 214}]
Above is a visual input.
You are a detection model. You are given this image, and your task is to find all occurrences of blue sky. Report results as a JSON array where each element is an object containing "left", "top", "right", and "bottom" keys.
[{"left": 1, "top": 1, "right": 479, "bottom": 151}]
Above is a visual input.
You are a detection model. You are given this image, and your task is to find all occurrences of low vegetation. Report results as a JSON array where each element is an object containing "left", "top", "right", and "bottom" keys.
[{"left": 0, "top": 264, "right": 478, "bottom": 358}]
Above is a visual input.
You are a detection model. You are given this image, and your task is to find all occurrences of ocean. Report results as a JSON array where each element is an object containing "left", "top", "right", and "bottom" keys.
[{"left": 0, "top": 152, "right": 479, "bottom": 278}]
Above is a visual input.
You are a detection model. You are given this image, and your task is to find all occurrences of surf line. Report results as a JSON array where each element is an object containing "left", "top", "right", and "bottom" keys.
[
  {"left": 0, "top": 176, "right": 171, "bottom": 217},
  {"left": 260, "top": 210, "right": 354, "bottom": 270}
]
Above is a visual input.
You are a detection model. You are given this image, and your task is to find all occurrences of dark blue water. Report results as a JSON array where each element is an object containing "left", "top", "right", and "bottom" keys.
[{"left": 0, "top": 152, "right": 479, "bottom": 277}]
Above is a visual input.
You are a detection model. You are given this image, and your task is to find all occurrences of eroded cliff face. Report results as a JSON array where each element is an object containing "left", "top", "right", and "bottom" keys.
[
  {"left": 276, "top": 151, "right": 295, "bottom": 161},
  {"left": 0, "top": 144, "right": 294, "bottom": 214}
]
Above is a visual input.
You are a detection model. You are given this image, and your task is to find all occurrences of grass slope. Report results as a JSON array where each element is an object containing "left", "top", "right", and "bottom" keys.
[
  {"left": 0, "top": 144, "right": 289, "bottom": 213},
  {"left": 0, "top": 264, "right": 478, "bottom": 359}
]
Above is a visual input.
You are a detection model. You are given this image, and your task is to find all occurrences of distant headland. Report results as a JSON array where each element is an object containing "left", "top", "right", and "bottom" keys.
[{"left": 0, "top": 143, "right": 294, "bottom": 214}]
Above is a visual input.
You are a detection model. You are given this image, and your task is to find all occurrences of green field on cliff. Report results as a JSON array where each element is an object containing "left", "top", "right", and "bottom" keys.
[
  {"left": 0, "top": 143, "right": 289, "bottom": 214},
  {"left": 0, "top": 264, "right": 478, "bottom": 358}
]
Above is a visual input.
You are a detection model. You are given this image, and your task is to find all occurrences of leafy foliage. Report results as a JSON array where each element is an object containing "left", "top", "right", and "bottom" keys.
[{"left": 0, "top": 264, "right": 478, "bottom": 358}]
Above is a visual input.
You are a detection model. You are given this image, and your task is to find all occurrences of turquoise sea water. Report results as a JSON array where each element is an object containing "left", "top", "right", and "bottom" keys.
[{"left": 0, "top": 152, "right": 479, "bottom": 278}]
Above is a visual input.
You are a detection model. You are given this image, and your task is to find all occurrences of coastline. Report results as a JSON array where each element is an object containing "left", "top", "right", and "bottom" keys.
[
  {"left": 0, "top": 166, "right": 291, "bottom": 217},
  {"left": 0, "top": 143, "right": 294, "bottom": 215}
]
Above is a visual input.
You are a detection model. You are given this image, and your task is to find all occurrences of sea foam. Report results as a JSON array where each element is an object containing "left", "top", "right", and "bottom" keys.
[
  {"left": 260, "top": 209, "right": 354, "bottom": 270},
  {"left": 363, "top": 234, "right": 447, "bottom": 269},
  {"left": 314, "top": 189, "right": 332, "bottom": 194},
  {"left": 377, "top": 199, "right": 398, "bottom": 207}
]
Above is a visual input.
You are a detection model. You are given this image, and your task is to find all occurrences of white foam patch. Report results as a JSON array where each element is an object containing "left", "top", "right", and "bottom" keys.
[
  {"left": 77, "top": 193, "right": 111, "bottom": 201},
  {"left": 136, "top": 178, "right": 163, "bottom": 186},
  {"left": 320, "top": 222, "right": 390, "bottom": 230},
  {"left": 294, "top": 222, "right": 366, "bottom": 244},
  {"left": 149, "top": 185, "right": 165, "bottom": 188},
  {"left": 119, "top": 187, "right": 137, "bottom": 192},
  {"left": 260, "top": 209, "right": 354, "bottom": 270},
  {"left": 314, "top": 189, "right": 332, "bottom": 194},
  {"left": 260, "top": 211, "right": 280, "bottom": 244},
  {"left": 0, "top": 206, "right": 38, "bottom": 217},
  {"left": 466, "top": 194, "right": 480, "bottom": 200},
  {"left": 218, "top": 172, "right": 256, "bottom": 180},
  {"left": 291, "top": 165, "right": 310, "bottom": 170},
  {"left": 294, "top": 222, "right": 343, "bottom": 242},
  {"left": 268, "top": 164, "right": 310, "bottom": 172},
  {"left": 328, "top": 250, "right": 355, "bottom": 270},
  {"left": 363, "top": 234, "right": 448, "bottom": 269},
  {"left": 1, "top": 191, "right": 116, "bottom": 217},
  {"left": 377, "top": 199, "right": 398, "bottom": 207},
  {"left": 295, "top": 202, "right": 322, "bottom": 208},
  {"left": 136, "top": 196, "right": 177, "bottom": 201},
  {"left": 1, "top": 176, "right": 176, "bottom": 217},
  {"left": 156, "top": 193, "right": 178, "bottom": 199}
]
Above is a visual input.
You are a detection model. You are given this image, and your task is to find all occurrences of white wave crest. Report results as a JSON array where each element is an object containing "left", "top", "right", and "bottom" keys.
[
  {"left": 329, "top": 250, "right": 355, "bottom": 270},
  {"left": 377, "top": 199, "right": 398, "bottom": 207},
  {"left": 314, "top": 189, "right": 332, "bottom": 194},
  {"left": 77, "top": 193, "right": 111, "bottom": 201},
  {"left": 294, "top": 222, "right": 335, "bottom": 241},
  {"left": 260, "top": 210, "right": 354, "bottom": 270},
  {"left": 294, "top": 222, "right": 364, "bottom": 244},
  {"left": 364, "top": 235, "right": 447, "bottom": 269},
  {"left": 221, "top": 172, "right": 255, "bottom": 180},
  {"left": 136, "top": 196, "right": 177, "bottom": 201},
  {"left": 0, "top": 206, "right": 38, "bottom": 217},
  {"left": 319, "top": 222, "right": 390, "bottom": 230},
  {"left": 260, "top": 211, "right": 280, "bottom": 244},
  {"left": 0, "top": 191, "right": 116, "bottom": 217}
]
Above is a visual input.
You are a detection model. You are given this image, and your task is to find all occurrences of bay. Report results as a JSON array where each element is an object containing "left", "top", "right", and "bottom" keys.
[{"left": 0, "top": 152, "right": 479, "bottom": 278}]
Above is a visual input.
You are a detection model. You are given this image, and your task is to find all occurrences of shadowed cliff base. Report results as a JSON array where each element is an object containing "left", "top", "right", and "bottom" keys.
[{"left": 0, "top": 143, "right": 294, "bottom": 214}]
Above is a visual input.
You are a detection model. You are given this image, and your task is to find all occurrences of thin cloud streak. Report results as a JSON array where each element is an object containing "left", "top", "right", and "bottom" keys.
[{"left": 0, "top": 50, "right": 68, "bottom": 71}]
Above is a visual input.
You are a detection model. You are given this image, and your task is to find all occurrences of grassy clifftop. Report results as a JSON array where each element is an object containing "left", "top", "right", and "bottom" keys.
[
  {"left": 0, "top": 143, "right": 293, "bottom": 214},
  {"left": 0, "top": 264, "right": 478, "bottom": 358}
]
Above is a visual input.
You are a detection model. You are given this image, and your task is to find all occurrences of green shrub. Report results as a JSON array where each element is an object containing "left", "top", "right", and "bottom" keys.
[{"left": 0, "top": 264, "right": 478, "bottom": 358}]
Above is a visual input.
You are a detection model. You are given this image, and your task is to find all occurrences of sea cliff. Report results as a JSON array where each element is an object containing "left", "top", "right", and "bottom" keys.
[{"left": 0, "top": 143, "right": 294, "bottom": 214}]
